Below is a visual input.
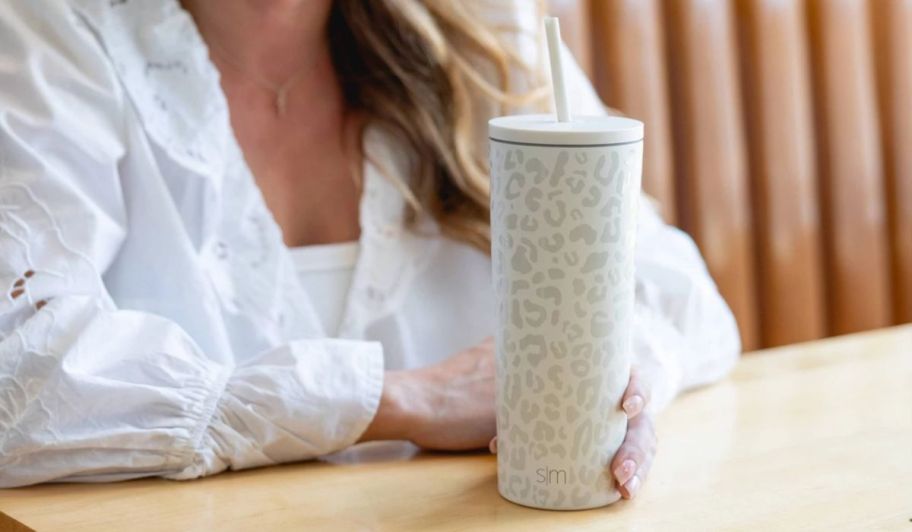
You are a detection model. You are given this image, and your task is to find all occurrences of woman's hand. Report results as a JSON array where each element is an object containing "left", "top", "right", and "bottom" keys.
[
  {"left": 488, "top": 367, "right": 658, "bottom": 500},
  {"left": 360, "top": 338, "right": 496, "bottom": 450},
  {"left": 363, "top": 341, "right": 658, "bottom": 499},
  {"left": 611, "top": 368, "right": 657, "bottom": 499}
]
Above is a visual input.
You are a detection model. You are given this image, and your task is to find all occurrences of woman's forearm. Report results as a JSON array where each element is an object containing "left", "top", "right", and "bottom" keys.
[
  {"left": 359, "top": 370, "right": 420, "bottom": 443},
  {"left": 358, "top": 340, "right": 497, "bottom": 449}
]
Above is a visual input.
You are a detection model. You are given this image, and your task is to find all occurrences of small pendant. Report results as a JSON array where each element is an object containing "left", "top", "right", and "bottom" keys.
[{"left": 275, "top": 88, "right": 288, "bottom": 117}]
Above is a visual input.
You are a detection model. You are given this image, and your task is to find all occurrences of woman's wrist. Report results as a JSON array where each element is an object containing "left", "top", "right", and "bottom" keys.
[{"left": 359, "top": 369, "right": 427, "bottom": 443}]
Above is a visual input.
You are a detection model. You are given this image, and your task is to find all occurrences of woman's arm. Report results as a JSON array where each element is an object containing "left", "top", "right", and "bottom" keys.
[
  {"left": 630, "top": 199, "right": 741, "bottom": 412},
  {"left": 0, "top": 0, "right": 387, "bottom": 487}
]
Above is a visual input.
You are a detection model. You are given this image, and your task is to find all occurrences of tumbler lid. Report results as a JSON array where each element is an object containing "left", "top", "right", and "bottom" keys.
[{"left": 489, "top": 114, "right": 643, "bottom": 146}]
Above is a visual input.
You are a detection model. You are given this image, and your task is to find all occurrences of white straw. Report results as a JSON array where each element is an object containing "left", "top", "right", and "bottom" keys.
[{"left": 544, "top": 17, "right": 571, "bottom": 122}]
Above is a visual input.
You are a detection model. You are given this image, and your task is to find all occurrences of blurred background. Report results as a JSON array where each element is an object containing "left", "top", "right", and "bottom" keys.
[{"left": 549, "top": 0, "right": 911, "bottom": 351}]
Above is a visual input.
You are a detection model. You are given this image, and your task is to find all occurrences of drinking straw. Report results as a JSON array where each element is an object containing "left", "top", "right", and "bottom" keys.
[{"left": 544, "top": 17, "right": 571, "bottom": 122}]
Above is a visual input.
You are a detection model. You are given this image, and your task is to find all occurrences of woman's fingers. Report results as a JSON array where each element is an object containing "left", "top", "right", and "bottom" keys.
[
  {"left": 610, "top": 412, "right": 657, "bottom": 499},
  {"left": 495, "top": 365, "right": 657, "bottom": 501},
  {"left": 622, "top": 367, "right": 652, "bottom": 419}
]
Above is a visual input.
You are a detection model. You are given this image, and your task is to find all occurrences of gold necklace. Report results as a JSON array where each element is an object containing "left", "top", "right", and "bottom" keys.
[{"left": 207, "top": 39, "right": 312, "bottom": 117}]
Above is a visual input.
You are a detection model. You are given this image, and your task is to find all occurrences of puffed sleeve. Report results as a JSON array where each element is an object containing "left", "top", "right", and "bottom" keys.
[
  {"left": 0, "top": 1, "right": 383, "bottom": 487},
  {"left": 556, "top": 41, "right": 742, "bottom": 411}
]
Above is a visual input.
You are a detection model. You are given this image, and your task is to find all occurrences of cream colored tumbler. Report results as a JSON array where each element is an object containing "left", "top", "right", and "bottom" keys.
[{"left": 489, "top": 113, "right": 643, "bottom": 510}]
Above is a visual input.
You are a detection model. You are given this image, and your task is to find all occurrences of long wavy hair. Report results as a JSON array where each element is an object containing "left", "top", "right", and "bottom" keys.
[{"left": 328, "top": 0, "right": 549, "bottom": 253}]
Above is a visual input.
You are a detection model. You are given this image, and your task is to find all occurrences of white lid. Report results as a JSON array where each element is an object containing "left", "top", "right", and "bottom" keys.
[{"left": 489, "top": 114, "right": 643, "bottom": 146}]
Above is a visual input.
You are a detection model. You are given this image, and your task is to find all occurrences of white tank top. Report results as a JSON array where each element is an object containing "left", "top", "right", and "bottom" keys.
[{"left": 288, "top": 241, "right": 360, "bottom": 336}]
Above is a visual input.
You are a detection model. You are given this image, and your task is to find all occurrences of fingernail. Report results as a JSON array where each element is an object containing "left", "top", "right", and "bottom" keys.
[
  {"left": 623, "top": 395, "right": 644, "bottom": 417},
  {"left": 489, "top": 439, "right": 497, "bottom": 454},
  {"left": 613, "top": 459, "right": 636, "bottom": 485},
  {"left": 624, "top": 475, "right": 641, "bottom": 498}
]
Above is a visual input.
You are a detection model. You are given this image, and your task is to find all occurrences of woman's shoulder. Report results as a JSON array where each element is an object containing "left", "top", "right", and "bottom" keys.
[
  {"left": 0, "top": 1, "right": 128, "bottom": 148},
  {"left": 467, "top": 0, "right": 607, "bottom": 117},
  {"left": 1, "top": 1, "right": 105, "bottom": 60},
  {"left": 0, "top": 0, "right": 200, "bottom": 101},
  {"left": 1, "top": 0, "right": 227, "bottom": 172},
  {"left": 467, "top": 0, "right": 544, "bottom": 67},
  {"left": 0, "top": 1, "right": 126, "bottom": 105}
]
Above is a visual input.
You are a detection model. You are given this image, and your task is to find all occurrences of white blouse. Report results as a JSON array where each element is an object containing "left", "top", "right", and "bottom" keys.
[{"left": 0, "top": 0, "right": 741, "bottom": 487}]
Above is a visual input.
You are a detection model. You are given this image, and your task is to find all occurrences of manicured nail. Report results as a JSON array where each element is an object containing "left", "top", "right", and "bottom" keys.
[
  {"left": 623, "top": 395, "right": 644, "bottom": 417},
  {"left": 614, "top": 459, "right": 636, "bottom": 485},
  {"left": 624, "top": 475, "right": 641, "bottom": 498}
]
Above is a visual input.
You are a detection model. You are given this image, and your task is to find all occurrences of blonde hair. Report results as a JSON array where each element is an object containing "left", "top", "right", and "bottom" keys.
[{"left": 328, "top": 0, "right": 549, "bottom": 253}]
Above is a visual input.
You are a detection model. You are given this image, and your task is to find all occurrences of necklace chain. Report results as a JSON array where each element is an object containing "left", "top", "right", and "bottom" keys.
[{"left": 206, "top": 38, "right": 312, "bottom": 116}]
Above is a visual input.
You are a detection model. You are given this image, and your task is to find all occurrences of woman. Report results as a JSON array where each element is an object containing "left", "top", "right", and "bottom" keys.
[{"left": 0, "top": 0, "right": 740, "bottom": 499}]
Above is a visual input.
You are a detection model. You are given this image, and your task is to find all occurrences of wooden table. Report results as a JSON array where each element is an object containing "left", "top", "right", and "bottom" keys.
[{"left": 1, "top": 325, "right": 910, "bottom": 531}]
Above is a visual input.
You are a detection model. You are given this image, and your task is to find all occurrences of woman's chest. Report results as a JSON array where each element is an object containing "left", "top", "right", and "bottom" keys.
[{"left": 224, "top": 93, "right": 362, "bottom": 247}]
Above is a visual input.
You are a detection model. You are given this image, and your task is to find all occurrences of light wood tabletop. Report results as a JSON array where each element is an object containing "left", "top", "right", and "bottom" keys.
[{"left": 1, "top": 325, "right": 910, "bottom": 531}]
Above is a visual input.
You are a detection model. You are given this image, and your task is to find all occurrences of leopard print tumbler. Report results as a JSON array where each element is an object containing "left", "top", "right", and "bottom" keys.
[{"left": 489, "top": 114, "right": 644, "bottom": 510}]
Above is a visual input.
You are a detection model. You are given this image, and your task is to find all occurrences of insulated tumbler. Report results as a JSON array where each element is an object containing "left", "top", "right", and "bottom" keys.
[{"left": 489, "top": 114, "right": 644, "bottom": 510}]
